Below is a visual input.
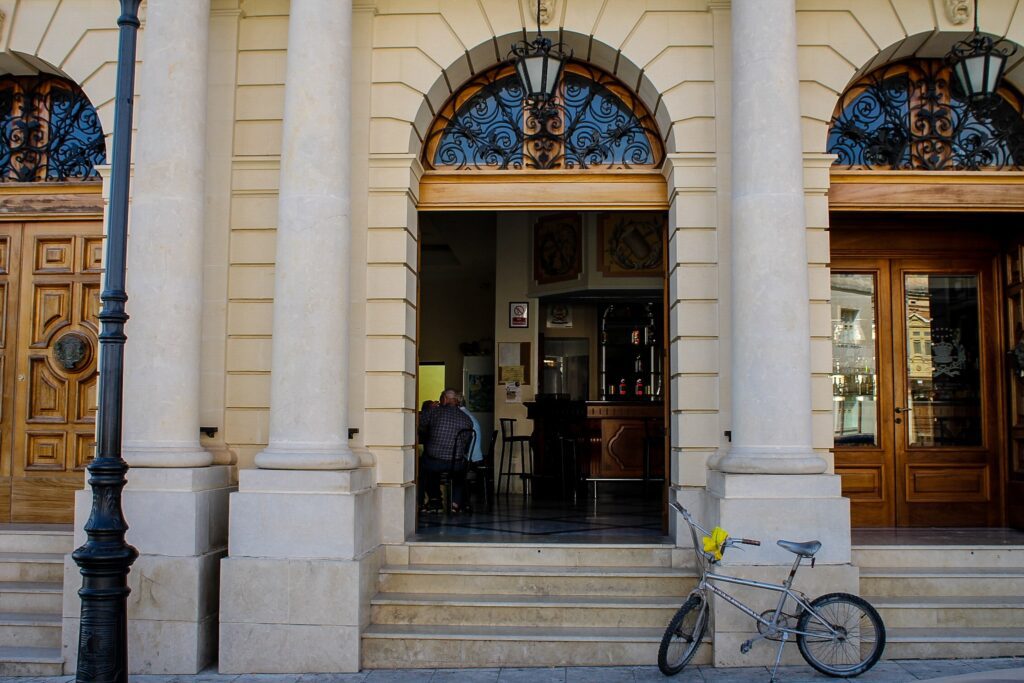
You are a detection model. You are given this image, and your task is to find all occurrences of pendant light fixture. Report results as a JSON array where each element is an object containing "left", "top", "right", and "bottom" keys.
[
  {"left": 509, "top": 0, "right": 570, "bottom": 104},
  {"left": 947, "top": 0, "right": 1017, "bottom": 103}
]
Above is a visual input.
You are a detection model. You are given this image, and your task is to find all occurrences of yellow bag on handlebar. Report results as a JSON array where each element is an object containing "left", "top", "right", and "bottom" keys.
[{"left": 703, "top": 527, "right": 728, "bottom": 561}]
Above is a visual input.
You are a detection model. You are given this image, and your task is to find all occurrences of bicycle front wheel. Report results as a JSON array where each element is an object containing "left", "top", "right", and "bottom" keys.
[
  {"left": 797, "top": 592, "right": 885, "bottom": 678},
  {"left": 658, "top": 592, "right": 708, "bottom": 676}
]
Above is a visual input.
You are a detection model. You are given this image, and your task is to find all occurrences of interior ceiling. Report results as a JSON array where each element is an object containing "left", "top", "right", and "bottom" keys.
[{"left": 420, "top": 212, "right": 497, "bottom": 282}]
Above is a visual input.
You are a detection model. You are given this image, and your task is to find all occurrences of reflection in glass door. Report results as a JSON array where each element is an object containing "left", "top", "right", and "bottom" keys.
[{"left": 833, "top": 259, "right": 1001, "bottom": 527}]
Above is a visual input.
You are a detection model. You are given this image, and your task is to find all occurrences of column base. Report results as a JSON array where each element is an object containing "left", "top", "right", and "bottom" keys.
[
  {"left": 64, "top": 466, "right": 234, "bottom": 675},
  {"left": 124, "top": 444, "right": 214, "bottom": 468},
  {"left": 714, "top": 445, "right": 827, "bottom": 475},
  {"left": 255, "top": 444, "right": 360, "bottom": 470},
  {"left": 219, "top": 467, "right": 380, "bottom": 673},
  {"left": 704, "top": 470, "right": 856, "bottom": 667}
]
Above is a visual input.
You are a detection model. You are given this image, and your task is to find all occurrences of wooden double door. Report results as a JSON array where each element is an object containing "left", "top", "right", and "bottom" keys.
[
  {"left": 832, "top": 252, "right": 1003, "bottom": 527},
  {"left": 0, "top": 221, "right": 102, "bottom": 523}
]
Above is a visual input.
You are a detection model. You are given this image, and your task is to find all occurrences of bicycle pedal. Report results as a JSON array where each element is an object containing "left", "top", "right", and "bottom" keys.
[{"left": 740, "top": 639, "right": 753, "bottom": 654}]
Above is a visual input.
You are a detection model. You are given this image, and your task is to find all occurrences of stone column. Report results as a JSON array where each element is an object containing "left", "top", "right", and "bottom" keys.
[
  {"left": 717, "top": 0, "right": 824, "bottom": 477},
  {"left": 64, "top": 0, "right": 233, "bottom": 674},
  {"left": 220, "top": 1, "right": 378, "bottom": 673},
  {"left": 253, "top": 0, "right": 359, "bottom": 471},
  {"left": 705, "top": 0, "right": 855, "bottom": 666}
]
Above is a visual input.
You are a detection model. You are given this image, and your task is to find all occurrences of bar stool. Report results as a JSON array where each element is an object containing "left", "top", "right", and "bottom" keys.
[{"left": 497, "top": 418, "right": 533, "bottom": 497}]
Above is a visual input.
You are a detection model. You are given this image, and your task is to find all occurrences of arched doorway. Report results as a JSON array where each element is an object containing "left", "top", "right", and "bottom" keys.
[
  {"left": 413, "top": 57, "right": 672, "bottom": 539},
  {"left": 0, "top": 72, "right": 107, "bottom": 522},
  {"left": 826, "top": 57, "right": 1024, "bottom": 527}
]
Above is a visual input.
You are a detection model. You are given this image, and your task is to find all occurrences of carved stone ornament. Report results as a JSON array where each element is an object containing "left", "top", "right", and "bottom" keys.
[
  {"left": 946, "top": 0, "right": 972, "bottom": 25},
  {"left": 522, "top": 0, "right": 556, "bottom": 26},
  {"left": 54, "top": 332, "right": 90, "bottom": 372}
]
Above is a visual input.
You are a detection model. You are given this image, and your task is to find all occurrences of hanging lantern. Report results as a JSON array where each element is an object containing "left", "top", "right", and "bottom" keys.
[
  {"left": 946, "top": 0, "right": 1017, "bottom": 102},
  {"left": 509, "top": 0, "right": 570, "bottom": 103}
]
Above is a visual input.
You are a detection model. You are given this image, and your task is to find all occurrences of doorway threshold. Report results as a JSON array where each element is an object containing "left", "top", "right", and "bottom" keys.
[
  {"left": 852, "top": 527, "right": 1024, "bottom": 546},
  {"left": 415, "top": 497, "right": 667, "bottom": 544}
]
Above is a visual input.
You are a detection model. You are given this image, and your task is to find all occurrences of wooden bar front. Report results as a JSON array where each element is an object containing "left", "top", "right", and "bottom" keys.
[{"left": 526, "top": 400, "right": 665, "bottom": 495}]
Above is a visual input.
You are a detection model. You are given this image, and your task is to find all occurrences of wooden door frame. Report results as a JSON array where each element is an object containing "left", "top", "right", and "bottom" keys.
[
  {"left": 888, "top": 256, "right": 1004, "bottom": 527},
  {"left": 831, "top": 217, "right": 1011, "bottom": 527}
]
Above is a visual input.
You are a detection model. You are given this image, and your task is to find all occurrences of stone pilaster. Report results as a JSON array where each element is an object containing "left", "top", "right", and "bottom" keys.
[
  {"left": 219, "top": 0, "right": 377, "bottom": 672},
  {"left": 705, "top": 0, "right": 854, "bottom": 666}
]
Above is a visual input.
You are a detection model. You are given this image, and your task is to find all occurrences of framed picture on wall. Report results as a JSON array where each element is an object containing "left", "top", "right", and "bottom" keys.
[
  {"left": 534, "top": 213, "right": 582, "bottom": 284},
  {"left": 597, "top": 212, "right": 666, "bottom": 277}
]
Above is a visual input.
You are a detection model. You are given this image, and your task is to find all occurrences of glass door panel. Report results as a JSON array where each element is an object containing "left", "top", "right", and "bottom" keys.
[
  {"left": 832, "top": 273, "right": 879, "bottom": 447},
  {"left": 902, "top": 274, "right": 982, "bottom": 448}
]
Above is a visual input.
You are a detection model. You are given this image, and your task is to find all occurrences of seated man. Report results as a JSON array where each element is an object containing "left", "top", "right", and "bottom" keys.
[{"left": 418, "top": 388, "right": 474, "bottom": 512}]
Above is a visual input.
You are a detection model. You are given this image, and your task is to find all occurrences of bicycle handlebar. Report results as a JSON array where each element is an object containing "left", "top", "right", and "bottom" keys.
[
  {"left": 670, "top": 501, "right": 761, "bottom": 546},
  {"left": 739, "top": 538, "right": 761, "bottom": 546}
]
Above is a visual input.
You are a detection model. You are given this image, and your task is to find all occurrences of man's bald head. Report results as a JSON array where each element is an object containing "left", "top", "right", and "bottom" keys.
[{"left": 440, "top": 389, "right": 459, "bottom": 406}]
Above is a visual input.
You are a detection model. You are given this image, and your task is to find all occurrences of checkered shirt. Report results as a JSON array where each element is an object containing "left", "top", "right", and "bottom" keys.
[{"left": 419, "top": 405, "right": 474, "bottom": 461}]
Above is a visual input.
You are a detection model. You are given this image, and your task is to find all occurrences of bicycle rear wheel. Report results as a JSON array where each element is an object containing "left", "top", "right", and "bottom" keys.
[
  {"left": 797, "top": 592, "right": 885, "bottom": 678},
  {"left": 658, "top": 592, "right": 707, "bottom": 676}
]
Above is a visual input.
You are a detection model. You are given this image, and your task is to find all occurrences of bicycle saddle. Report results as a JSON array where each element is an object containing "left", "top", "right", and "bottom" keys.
[{"left": 777, "top": 539, "right": 821, "bottom": 557}]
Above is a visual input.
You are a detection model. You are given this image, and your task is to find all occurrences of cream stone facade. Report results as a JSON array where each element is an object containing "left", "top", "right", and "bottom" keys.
[{"left": 0, "top": 0, "right": 1022, "bottom": 675}]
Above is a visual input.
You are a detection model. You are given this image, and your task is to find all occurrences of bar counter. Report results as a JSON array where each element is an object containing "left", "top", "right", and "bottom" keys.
[{"left": 524, "top": 399, "right": 665, "bottom": 496}]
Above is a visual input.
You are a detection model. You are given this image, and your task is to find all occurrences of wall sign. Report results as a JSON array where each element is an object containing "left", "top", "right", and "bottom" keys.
[{"left": 509, "top": 301, "right": 529, "bottom": 328}]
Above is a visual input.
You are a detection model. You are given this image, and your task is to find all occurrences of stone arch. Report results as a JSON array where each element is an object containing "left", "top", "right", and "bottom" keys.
[
  {"left": 370, "top": 5, "right": 717, "bottom": 162},
  {"left": 0, "top": 2, "right": 131, "bottom": 151},
  {"left": 795, "top": 1, "right": 1024, "bottom": 154}
]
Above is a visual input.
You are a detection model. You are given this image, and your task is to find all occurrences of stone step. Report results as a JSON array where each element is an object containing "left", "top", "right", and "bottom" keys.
[
  {"left": 883, "top": 627, "right": 1024, "bottom": 659},
  {"left": 370, "top": 592, "right": 684, "bottom": 628},
  {"left": 0, "top": 553, "right": 65, "bottom": 583},
  {"left": 0, "top": 612, "right": 61, "bottom": 648},
  {"left": 0, "top": 645, "right": 63, "bottom": 677},
  {"left": 361, "top": 623, "right": 710, "bottom": 669},
  {"left": 860, "top": 567, "right": 1024, "bottom": 597},
  {"left": 0, "top": 527, "right": 73, "bottom": 555},
  {"left": 853, "top": 545, "right": 1024, "bottom": 569},
  {"left": 406, "top": 542, "right": 679, "bottom": 568},
  {"left": 378, "top": 564, "right": 696, "bottom": 597},
  {"left": 869, "top": 595, "right": 1024, "bottom": 629},
  {"left": 0, "top": 581, "right": 62, "bottom": 614}
]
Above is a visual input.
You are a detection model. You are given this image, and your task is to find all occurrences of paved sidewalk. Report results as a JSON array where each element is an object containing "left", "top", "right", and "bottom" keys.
[{"left": 5, "top": 658, "right": 1024, "bottom": 682}]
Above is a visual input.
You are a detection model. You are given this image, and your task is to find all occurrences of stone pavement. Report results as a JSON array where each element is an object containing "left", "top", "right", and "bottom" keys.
[{"left": 4, "top": 659, "right": 1024, "bottom": 682}]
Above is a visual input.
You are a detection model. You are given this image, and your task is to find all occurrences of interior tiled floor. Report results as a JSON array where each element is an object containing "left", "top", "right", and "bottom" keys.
[
  {"left": 415, "top": 482, "right": 669, "bottom": 544},
  {"left": 852, "top": 527, "right": 1024, "bottom": 545}
]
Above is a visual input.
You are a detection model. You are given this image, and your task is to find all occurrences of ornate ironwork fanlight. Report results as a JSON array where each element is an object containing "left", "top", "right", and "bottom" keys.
[
  {"left": 946, "top": 0, "right": 1017, "bottom": 103},
  {"left": 509, "top": 0, "right": 570, "bottom": 104}
]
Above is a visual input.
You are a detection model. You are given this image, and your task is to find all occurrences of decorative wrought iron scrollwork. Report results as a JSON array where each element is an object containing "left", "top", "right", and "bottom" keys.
[
  {"left": 0, "top": 75, "right": 106, "bottom": 182},
  {"left": 828, "top": 60, "right": 1024, "bottom": 171},
  {"left": 426, "top": 63, "right": 662, "bottom": 171}
]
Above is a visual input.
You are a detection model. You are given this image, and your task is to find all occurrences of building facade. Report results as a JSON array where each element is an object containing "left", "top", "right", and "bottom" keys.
[{"left": 0, "top": 0, "right": 1021, "bottom": 675}]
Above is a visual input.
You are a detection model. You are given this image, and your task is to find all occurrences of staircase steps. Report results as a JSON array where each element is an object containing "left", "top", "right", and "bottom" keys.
[
  {"left": 0, "top": 526, "right": 72, "bottom": 676},
  {"left": 363, "top": 542, "right": 697, "bottom": 668},
  {"left": 855, "top": 544, "right": 1024, "bottom": 660}
]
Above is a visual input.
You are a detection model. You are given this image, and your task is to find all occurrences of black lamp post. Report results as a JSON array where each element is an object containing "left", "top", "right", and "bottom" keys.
[
  {"left": 947, "top": 0, "right": 1017, "bottom": 103},
  {"left": 71, "top": 1, "right": 141, "bottom": 681},
  {"left": 509, "top": 0, "right": 570, "bottom": 105}
]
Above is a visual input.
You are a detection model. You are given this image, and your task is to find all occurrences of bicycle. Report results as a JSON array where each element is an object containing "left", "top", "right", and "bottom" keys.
[{"left": 659, "top": 501, "right": 885, "bottom": 681}]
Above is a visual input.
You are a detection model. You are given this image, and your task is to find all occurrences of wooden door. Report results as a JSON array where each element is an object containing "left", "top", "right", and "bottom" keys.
[
  {"left": 834, "top": 256, "right": 1002, "bottom": 527},
  {"left": 4, "top": 222, "right": 102, "bottom": 523},
  {"left": 0, "top": 224, "right": 23, "bottom": 521},
  {"left": 1005, "top": 240, "right": 1024, "bottom": 529}
]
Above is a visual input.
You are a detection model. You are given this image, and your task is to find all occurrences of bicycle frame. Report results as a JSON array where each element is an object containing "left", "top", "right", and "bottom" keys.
[{"left": 673, "top": 501, "right": 840, "bottom": 642}]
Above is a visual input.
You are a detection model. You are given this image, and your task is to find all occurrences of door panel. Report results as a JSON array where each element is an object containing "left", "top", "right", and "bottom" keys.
[
  {"left": 892, "top": 259, "right": 1001, "bottom": 527},
  {"left": 833, "top": 255, "right": 1002, "bottom": 527},
  {"left": 1005, "top": 241, "right": 1024, "bottom": 528},
  {"left": 10, "top": 222, "right": 101, "bottom": 523},
  {"left": 832, "top": 262, "right": 896, "bottom": 527},
  {"left": 0, "top": 224, "right": 22, "bottom": 522}
]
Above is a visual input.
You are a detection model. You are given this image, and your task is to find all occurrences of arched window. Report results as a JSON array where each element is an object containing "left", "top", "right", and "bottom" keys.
[
  {"left": 0, "top": 75, "right": 106, "bottom": 182},
  {"left": 828, "top": 59, "right": 1024, "bottom": 171},
  {"left": 424, "top": 63, "right": 663, "bottom": 171}
]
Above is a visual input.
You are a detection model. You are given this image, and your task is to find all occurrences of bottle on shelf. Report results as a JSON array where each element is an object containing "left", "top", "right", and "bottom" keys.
[
  {"left": 631, "top": 328, "right": 640, "bottom": 345},
  {"left": 635, "top": 378, "right": 644, "bottom": 397},
  {"left": 619, "top": 378, "right": 627, "bottom": 396}
]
